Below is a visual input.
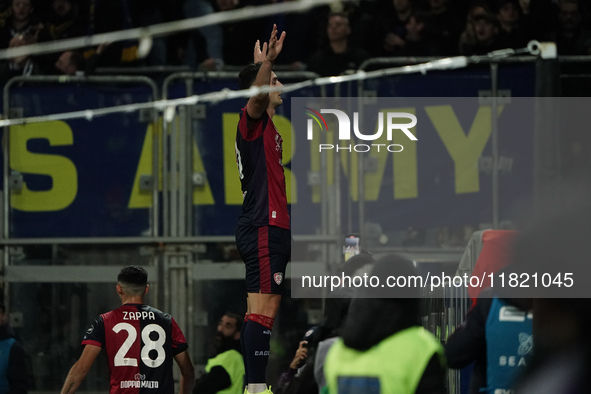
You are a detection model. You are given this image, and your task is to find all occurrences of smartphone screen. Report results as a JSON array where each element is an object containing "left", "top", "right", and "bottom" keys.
[{"left": 343, "top": 234, "right": 360, "bottom": 262}]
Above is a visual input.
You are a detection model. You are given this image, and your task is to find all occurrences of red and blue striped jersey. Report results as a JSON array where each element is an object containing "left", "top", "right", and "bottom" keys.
[
  {"left": 82, "top": 303, "right": 188, "bottom": 394},
  {"left": 235, "top": 107, "right": 290, "bottom": 229}
]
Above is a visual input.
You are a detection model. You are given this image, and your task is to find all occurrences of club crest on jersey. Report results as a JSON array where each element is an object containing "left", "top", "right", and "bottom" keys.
[{"left": 274, "top": 272, "right": 283, "bottom": 285}]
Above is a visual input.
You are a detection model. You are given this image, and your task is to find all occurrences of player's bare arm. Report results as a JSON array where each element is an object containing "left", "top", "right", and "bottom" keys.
[
  {"left": 60, "top": 345, "right": 102, "bottom": 394},
  {"left": 246, "top": 24, "right": 286, "bottom": 120},
  {"left": 174, "top": 350, "right": 195, "bottom": 394}
]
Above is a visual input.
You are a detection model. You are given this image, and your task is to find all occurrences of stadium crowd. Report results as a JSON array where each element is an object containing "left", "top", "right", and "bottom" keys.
[{"left": 0, "top": 0, "right": 588, "bottom": 80}]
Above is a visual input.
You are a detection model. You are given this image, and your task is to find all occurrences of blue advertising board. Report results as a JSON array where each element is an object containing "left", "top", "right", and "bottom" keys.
[{"left": 1, "top": 64, "right": 536, "bottom": 238}]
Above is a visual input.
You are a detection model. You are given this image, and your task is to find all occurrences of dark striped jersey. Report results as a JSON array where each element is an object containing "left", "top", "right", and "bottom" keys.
[
  {"left": 82, "top": 303, "right": 188, "bottom": 394},
  {"left": 235, "top": 107, "right": 290, "bottom": 229}
]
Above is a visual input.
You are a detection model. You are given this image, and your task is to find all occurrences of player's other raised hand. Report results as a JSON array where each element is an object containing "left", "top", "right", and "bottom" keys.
[
  {"left": 266, "top": 24, "right": 286, "bottom": 63},
  {"left": 254, "top": 39, "right": 268, "bottom": 64}
]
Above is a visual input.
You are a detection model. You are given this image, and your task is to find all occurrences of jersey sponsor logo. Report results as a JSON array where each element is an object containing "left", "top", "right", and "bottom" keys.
[
  {"left": 123, "top": 311, "right": 156, "bottom": 320},
  {"left": 255, "top": 351, "right": 270, "bottom": 356},
  {"left": 120, "top": 381, "right": 159, "bottom": 389},
  {"left": 274, "top": 272, "right": 283, "bottom": 285},
  {"left": 517, "top": 332, "right": 533, "bottom": 356},
  {"left": 120, "top": 373, "right": 159, "bottom": 388},
  {"left": 272, "top": 211, "right": 276, "bottom": 218}
]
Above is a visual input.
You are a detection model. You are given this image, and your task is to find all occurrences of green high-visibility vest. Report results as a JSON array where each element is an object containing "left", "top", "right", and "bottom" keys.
[
  {"left": 205, "top": 349, "right": 245, "bottom": 394},
  {"left": 324, "top": 327, "right": 445, "bottom": 394}
]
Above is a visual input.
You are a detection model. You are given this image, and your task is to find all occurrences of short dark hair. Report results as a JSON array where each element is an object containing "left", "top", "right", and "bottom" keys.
[
  {"left": 238, "top": 62, "right": 262, "bottom": 90},
  {"left": 224, "top": 311, "right": 243, "bottom": 332},
  {"left": 118, "top": 265, "right": 148, "bottom": 287},
  {"left": 328, "top": 12, "right": 349, "bottom": 23}
]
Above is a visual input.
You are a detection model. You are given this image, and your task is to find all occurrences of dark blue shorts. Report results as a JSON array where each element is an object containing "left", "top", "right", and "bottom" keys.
[{"left": 236, "top": 225, "right": 291, "bottom": 294}]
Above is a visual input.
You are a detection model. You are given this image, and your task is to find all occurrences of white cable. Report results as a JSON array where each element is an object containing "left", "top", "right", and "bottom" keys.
[
  {"left": 0, "top": 45, "right": 541, "bottom": 127},
  {"left": 0, "top": 56, "right": 471, "bottom": 127},
  {"left": 0, "top": 0, "right": 341, "bottom": 60}
]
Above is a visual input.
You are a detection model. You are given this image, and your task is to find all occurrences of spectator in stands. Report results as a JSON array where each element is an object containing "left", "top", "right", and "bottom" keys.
[
  {"left": 458, "top": 3, "right": 490, "bottom": 54},
  {"left": 460, "top": 12, "right": 500, "bottom": 55},
  {"left": 306, "top": 13, "right": 369, "bottom": 77},
  {"left": 496, "top": 0, "right": 529, "bottom": 49},
  {"left": 262, "top": 0, "right": 320, "bottom": 71},
  {"left": 0, "top": 26, "right": 39, "bottom": 83},
  {"left": 181, "top": 0, "right": 223, "bottom": 70},
  {"left": 0, "top": 0, "right": 41, "bottom": 49},
  {"left": 36, "top": 0, "right": 86, "bottom": 74},
  {"left": 54, "top": 50, "right": 84, "bottom": 75},
  {"left": 399, "top": 13, "right": 443, "bottom": 56},
  {"left": 193, "top": 312, "right": 244, "bottom": 394},
  {"left": 517, "top": 0, "right": 558, "bottom": 40},
  {"left": 215, "top": 0, "right": 264, "bottom": 66},
  {"left": 82, "top": 0, "right": 122, "bottom": 68},
  {"left": 550, "top": 0, "right": 591, "bottom": 55},
  {"left": 323, "top": 255, "right": 446, "bottom": 394},
  {"left": 41, "top": 0, "right": 85, "bottom": 40},
  {"left": 377, "top": 0, "right": 414, "bottom": 56},
  {"left": 127, "top": 0, "right": 167, "bottom": 66},
  {"left": 422, "top": 0, "right": 463, "bottom": 54}
]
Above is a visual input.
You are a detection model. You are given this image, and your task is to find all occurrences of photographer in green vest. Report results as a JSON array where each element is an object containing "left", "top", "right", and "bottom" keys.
[
  {"left": 193, "top": 312, "right": 245, "bottom": 394},
  {"left": 324, "top": 255, "right": 446, "bottom": 394}
]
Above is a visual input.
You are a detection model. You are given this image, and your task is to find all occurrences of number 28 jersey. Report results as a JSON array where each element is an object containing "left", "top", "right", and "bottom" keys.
[{"left": 82, "top": 303, "right": 188, "bottom": 394}]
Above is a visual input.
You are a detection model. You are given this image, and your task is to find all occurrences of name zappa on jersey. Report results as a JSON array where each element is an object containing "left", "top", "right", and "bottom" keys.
[{"left": 123, "top": 311, "right": 156, "bottom": 320}]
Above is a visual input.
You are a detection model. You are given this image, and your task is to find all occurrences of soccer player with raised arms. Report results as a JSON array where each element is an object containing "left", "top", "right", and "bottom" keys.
[{"left": 234, "top": 24, "right": 290, "bottom": 394}]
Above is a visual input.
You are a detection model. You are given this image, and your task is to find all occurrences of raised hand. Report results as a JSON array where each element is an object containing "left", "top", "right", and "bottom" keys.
[
  {"left": 266, "top": 24, "right": 286, "bottom": 63},
  {"left": 254, "top": 39, "right": 268, "bottom": 64},
  {"left": 289, "top": 341, "right": 308, "bottom": 369}
]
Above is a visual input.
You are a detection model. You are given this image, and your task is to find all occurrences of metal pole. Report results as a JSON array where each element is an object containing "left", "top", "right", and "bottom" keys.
[
  {"left": 152, "top": 107, "right": 160, "bottom": 237},
  {"left": 171, "top": 107, "right": 180, "bottom": 237},
  {"left": 2, "top": 91, "right": 8, "bottom": 244},
  {"left": 162, "top": 116, "right": 170, "bottom": 237},
  {"left": 178, "top": 101, "right": 188, "bottom": 237},
  {"left": 357, "top": 94, "right": 365, "bottom": 243},
  {"left": 185, "top": 78, "right": 194, "bottom": 236},
  {"left": 491, "top": 62, "right": 500, "bottom": 229}
]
